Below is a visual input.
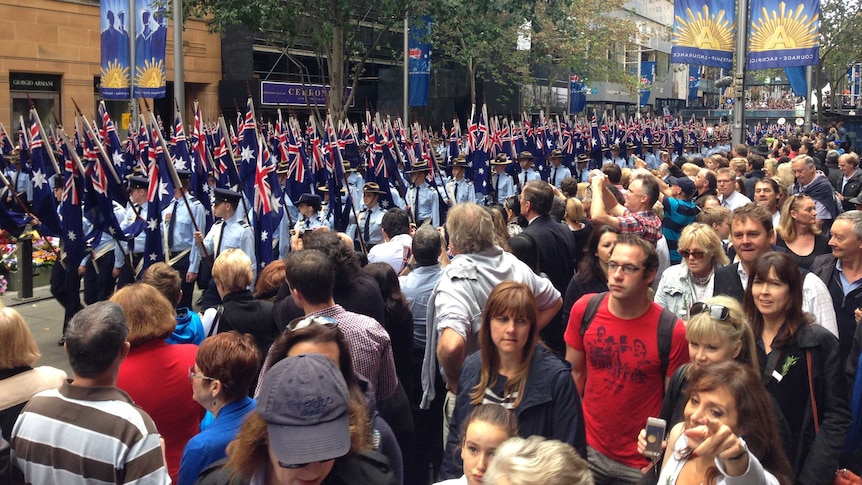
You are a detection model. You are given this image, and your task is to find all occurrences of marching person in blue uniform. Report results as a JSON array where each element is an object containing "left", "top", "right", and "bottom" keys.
[
  {"left": 294, "top": 192, "right": 332, "bottom": 234},
  {"left": 605, "top": 144, "right": 627, "bottom": 167},
  {"left": 575, "top": 153, "right": 591, "bottom": 182},
  {"left": 194, "top": 187, "right": 256, "bottom": 309},
  {"left": 164, "top": 169, "right": 206, "bottom": 309},
  {"left": 405, "top": 160, "right": 440, "bottom": 227},
  {"left": 355, "top": 182, "right": 387, "bottom": 248},
  {"left": 80, "top": 200, "right": 127, "bottom": 305},
  {"left": 343, "top": 161, "right": 364, "bottom": 212},
  {"left": 516, "top": 150, "right": 541, "bottom": 188},
  {"left": 643, "top": 141, "right": 661, "bottom": 170},
  {"left": 446, "top": 155, "right": 476, "bottom": 205},
  {"left": 116, "top": 175, "right": 149, "bottom": 288},
  {"left": 546, "top": 149, "right": 571, "bottom": 188},
  {"left": 490, "top": 154, "right": 515, "bottom": 204}
]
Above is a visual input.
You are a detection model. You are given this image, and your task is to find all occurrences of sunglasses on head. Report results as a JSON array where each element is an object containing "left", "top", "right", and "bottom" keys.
[
  {"left": 287, "top": 315, "right": 339, "bottom": 332},
  {"left": 689, "top": 302, "right": 730, "bottom": 320}
]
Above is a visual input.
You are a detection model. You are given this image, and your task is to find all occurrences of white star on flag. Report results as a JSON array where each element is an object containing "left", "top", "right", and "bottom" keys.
[
  {"left": 31, "top": 169, "right": 47, "bottom": 190},
  {"left": 67, "top": 231, "right": 77, "bottom": 241},
  {"left": 380, "top": 199, "right": 390, "bottom": 209},
  {"left": 174, "top": 157, "right": 189, "bottom": 170},
  {"left": 241, "top": 146, "right": 255, "bottom": 162},
  {"left": 147, "top": 218, "right": 159, "bottom": 231},
  {"left": 108, "top": 227, "right": 116, "bottom": 235},
  {"left": 149, "top": 252, "right": 158, "bottom": 261},
  {"left": 158, "top": 181, "right": 170, "bottom": 200},
  {"left": 477, "top": 168, "right": 484, "bottom": 175},
  {"left": 261, "top": 230, "right": 269, "bottom": 242},
  {"left": 112, "top": 151, "right": 124, "bottom": 167}
]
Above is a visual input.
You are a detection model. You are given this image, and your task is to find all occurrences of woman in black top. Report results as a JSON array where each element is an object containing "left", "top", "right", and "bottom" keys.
[{"left": 561, "top": 225, "right": 619, "bottom": 326}]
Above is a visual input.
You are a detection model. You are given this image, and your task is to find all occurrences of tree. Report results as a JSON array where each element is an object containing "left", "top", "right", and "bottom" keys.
[
  {"left": 528, "top": 0, "right": 639, "bottom": 111},
  {"left": 185, "top": 0, "right": 414, "bottom": 121},
  {"left": 423, "top": 0, "right": 532, "bottom": 105},
  {"left": 815, "top": 0, "right": 862, "bottom": 123}
]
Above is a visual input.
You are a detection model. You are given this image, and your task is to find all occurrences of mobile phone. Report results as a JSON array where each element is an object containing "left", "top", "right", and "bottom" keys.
[{"left": 644, "top": 417, "right": 666, "bottom": 457}]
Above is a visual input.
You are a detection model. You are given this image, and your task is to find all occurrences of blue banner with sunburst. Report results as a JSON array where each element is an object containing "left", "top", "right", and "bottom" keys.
[
  {"left": 747, "top": 0, "right": 819, "bottom": 70},
  {"left": 133, "top": 0, "right": 167, "bottom": 98},
  {"left": 99, "top": 0, "right": 131, "bottom": 99},
  {"left": 671, "top": 0, "right": 735, "bottom": 69}
]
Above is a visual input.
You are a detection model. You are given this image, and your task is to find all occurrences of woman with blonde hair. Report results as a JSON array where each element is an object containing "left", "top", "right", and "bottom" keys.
[
  {"left": 112, "top": 283, "right": 203, "bottom": 483},
  {"left": 0, "top": 307, "right": 66, "bottom": 441},
  {"left": 776, "top": 194, "right": 829, "bottom": 270},
  {"left": 655, "top": 223, "right": 729, "bottom": 319},
  {"left": 440, "top": 281, "right": 585, "bottom": 480},
  {"left": 563, "top": 197, "right": 592, "bottom": 267}
]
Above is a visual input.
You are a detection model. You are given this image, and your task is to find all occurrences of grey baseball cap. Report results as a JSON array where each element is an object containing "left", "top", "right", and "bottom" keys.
[{"left": 256, "top": 353, "right": 351, "bottom": 467}]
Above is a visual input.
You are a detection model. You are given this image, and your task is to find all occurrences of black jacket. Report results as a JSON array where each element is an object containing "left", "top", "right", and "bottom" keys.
[
  {"left": 439, "top": 345, "right": 586, "bottom": 479},
  {"left": 760, "top": 324, "right": 850, "bottom": 485},
  {"left": 809, "top": 254, "right": 862, "bottom": 365},
  {"left": 218, "top": 290, "right": 278, "bottom": 358},
  {"left": 838, "top": 169, "right": 862, "bottom": 212}
]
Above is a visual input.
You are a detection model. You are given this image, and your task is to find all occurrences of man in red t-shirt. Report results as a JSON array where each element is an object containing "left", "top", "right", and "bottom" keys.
[{"left": 565, "top": 234, "right": 688, "bottom": 484}]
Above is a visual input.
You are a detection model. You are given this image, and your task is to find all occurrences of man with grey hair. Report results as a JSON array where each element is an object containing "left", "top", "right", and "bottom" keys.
[
  {"left": 420, "top": 202, "right": 561, "bottom": 447},
  {"left": 400, "top": 224, "right": 445, "bottom": 483},
  {"left": 792, "top": 154, "right": 841, "bottom": 235},
  {"left": 811, "top": 210, "right": 862, "bottom": 364},
  {"left": 12, "top": 302, "right": 169, "bottom": 484},
  {"left": 835, "top": 152, "right": 862, "bottom": 212}
]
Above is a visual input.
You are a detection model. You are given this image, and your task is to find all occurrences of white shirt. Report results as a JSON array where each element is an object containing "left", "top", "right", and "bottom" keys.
[
  {"left": 720, "top": 190, "right": 751, "bottom": 211},
  {"left": 368, "top": 233, "right": 413, "bottom": 274}
]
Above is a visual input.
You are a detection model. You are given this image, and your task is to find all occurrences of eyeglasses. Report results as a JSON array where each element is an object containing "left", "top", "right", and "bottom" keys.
[
  {"left": 188, "top": 366, "right": 216, "bottom": 383},
  {"left": 287, "top": 315, "right": 339, "bottom": 332},
  {"left": 607, "top": 261, "right": 643, "bottom": 274},
  {"left": 689, "top": 302, "right": 730, "bottom": 321},
  {"left": 679, "top": 249, "right": 706, "bottom": 260}
]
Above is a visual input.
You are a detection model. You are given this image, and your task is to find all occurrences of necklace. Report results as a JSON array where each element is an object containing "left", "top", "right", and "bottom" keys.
[{"left": 691, "top": 269, "right": 713, "bottom": 286}]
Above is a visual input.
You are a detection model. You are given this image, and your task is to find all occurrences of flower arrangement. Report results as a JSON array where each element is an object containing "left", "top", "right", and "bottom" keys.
[
  {"left": 0, "top": 229, "right": 59, "bottom": 273},
  {"left": 0, "top": 274, "right": 6, "bottom": 295}
]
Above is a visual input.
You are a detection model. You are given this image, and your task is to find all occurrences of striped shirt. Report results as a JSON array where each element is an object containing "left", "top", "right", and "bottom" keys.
[{"left": 11, "top": 381, "right": 169, "bottom": 485}]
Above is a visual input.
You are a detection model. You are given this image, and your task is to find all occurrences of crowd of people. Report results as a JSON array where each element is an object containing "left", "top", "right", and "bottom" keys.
[{"left": 2, "top": 126, "right": 862, "bottom": 485}]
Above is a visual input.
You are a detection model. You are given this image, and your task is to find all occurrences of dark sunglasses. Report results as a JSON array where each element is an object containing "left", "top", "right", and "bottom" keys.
[
  {"left": 689, "top": 302, "right": 729, "bottom": 321},
  {"left": 679, "top": 249, "right": 706, "bottom": 260}
]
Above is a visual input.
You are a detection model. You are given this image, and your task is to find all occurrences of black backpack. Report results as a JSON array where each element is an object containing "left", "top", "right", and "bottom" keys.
[{"left": 579, "top": 292, "right": 678, "bottom": 377}]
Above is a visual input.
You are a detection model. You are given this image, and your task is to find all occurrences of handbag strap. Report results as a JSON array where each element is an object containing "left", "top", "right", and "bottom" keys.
[{"left": 806, "top": 349, "right": 820, "bottom": 434}]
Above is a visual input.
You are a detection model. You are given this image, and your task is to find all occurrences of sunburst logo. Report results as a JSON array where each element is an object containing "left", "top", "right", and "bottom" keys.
[
  {"left": 101, "top": 60, "right": 129, "bottom": 88},
  {"left": 750, "top": 2, "right": 818, "bottom": 51},
  {"left": 135, "top": 58, "right": 166, "bottom": 88},
  {"left": 674, "top": 5, "right": 735, "bottom": 52}
]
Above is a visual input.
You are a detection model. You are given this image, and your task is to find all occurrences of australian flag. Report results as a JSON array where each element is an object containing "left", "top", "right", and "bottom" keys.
[
  {"left": 27, "top": 111, "right": 61, "bottom": 236},
  {"left": 58, "top": 136, "right": 86, "bottom": 267}
]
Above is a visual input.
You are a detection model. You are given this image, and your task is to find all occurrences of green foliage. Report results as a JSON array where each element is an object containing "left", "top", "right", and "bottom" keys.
[{"left": 185, "top": 0, "right": 414, "bottom": 120}]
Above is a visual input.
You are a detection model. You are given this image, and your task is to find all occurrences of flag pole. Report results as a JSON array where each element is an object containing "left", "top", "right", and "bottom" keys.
[{"left": 731, "top": 0, "right": 749, "bottom": 146}]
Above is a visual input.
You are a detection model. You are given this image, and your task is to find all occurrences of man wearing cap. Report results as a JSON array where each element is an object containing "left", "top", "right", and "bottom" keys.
[
  {"left": 194, "top": 188, "right": 256, "bottom": 309},
  {"left": 643, "top": 142, "right": 661, "bottom": 170},
  {"left": 490, "top": 154, "right": 515, "bottom": 204},
  {"left": 356, "top": 182, "right": 387, "bottom": 248},
  {"left": 445, "top": 156, "right": 475, "bottom": 205},
  {"left": 294, "top": 192, "right": 331, "bottom": 234},
  {"left": 116, "top": 175, "right": 149, "bottom": 288},
  {"left": 163, "top": 169, "right": 207, "bottom": 309},
  {"left": 12, "top": 302, "right": 170, "bottom": 484},
  {"left": 516, "top": 151, "right": 540, "bottom": 188},
  {"left": 547, "top": 149, "right": 571, "bottom": 188},
  {"left": 575, "top": 154, "right": 591, "bottom": 182},
  {"left": 639, "top": 169, "right": 700, "bottom": 264},
  {"left": 405, "top": 161, "right": 440, "bottom": 227},
  {"left": 606, "top": 144, "right": 626, "bottom": 168}
]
